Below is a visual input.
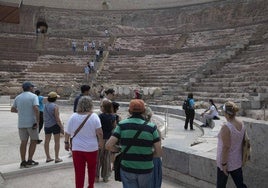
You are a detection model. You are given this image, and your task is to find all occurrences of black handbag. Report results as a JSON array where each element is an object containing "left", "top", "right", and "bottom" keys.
[
  {"left": 114, "top": 152, "right": 123, "bottom": 181},
  {"left": 114, "top": 121, "right": 147, "bottom": 181}
]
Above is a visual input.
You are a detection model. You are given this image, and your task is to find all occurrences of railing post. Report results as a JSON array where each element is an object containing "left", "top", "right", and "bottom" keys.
[{"left": 164, "top": 105, "right": 169, "bottom": 137}]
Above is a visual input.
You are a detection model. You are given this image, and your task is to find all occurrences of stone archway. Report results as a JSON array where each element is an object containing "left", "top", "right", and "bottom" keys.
[{"left": 36, "top": 18, "right": 48, "bottom": 34}]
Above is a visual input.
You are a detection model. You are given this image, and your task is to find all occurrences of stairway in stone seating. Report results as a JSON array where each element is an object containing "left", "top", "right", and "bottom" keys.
[{"left": 187, "top": 41, "right": 268, "bottom": 104}]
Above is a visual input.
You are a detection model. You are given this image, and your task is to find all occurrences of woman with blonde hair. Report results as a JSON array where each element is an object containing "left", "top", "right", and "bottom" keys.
[
  {"left": 65, "top": 96, "right": 104, "bottom": 188},
  {"left": 216, "top": 101, "right": 247, "bottom": 188}
]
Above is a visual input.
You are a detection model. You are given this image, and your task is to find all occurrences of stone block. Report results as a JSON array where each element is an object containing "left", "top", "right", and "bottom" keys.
[
  {"left": 243, "top": 165, "right": 268, "bottom": 188},
  {"left": 259, "top": 93, "right": 268, "bottom": 100},
  {"left": 118, "top": 87, "right": 123, "bottom": 95},
  {"left": 148, "top": 87, "right": 155, "bottom": 95},
  {"left": 244, "top": 122, "right": 268, "bottom": 170},
  {"left": 189, "top": 155, "right": 216, "bottom": 184},
  {"left": 153, "top": 88, "right": 162, "bottom": 97},
  {"left": 251, "top": 101, "right": 261, "bottom": 109},
  {"left": 143, "top": 87, "right": 149, "bottom": 95},
  {"left": 123, "top": 87, "right": 130, "bottom": 95},
  {"left": 162, "top": 147, "right": 189, "bottom": 174},
  {"left": 241, "top": 101, "right": 251, "bottom": 109}
]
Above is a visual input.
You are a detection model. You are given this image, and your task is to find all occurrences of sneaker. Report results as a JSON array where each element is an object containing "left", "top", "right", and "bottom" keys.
[
  {"left": 20, "top": 160, "right": 29, "bottom": 168},
  {"left": 190, "top": 128, "right": 195, "bottom": 131},
  {"left": 27, "top": 160, "right": 39, "bottom": 166}
]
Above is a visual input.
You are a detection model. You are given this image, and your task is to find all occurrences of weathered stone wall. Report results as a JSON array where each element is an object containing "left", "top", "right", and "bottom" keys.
[{"left": 2, "top": 1, "right": 267, "bottom": 37}]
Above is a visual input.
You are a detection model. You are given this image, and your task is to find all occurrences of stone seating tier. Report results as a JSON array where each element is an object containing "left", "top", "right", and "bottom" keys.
[
  {"left": 0, "top": 61, "right": 27, "bottom": 72},
  {"left": 0, "top": 36, "right": 36, "bottom": 51},
  {"left": 95, "top": 48, "right": 220, "bottom": 91},
  {"left": 0, "top": 72, "right": 84, "bottom": 98},
  {"left": 43, "top": 36, "right": 110, "bottom": 53},
  {"left": 114, "top": 24, "right": 257, "bottom": 51},
  {"left": 0, "top": 51, "right": 39, "bottom": 61}
]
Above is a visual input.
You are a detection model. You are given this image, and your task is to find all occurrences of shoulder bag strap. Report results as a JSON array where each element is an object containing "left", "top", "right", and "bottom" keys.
[
  {"left": 72, "top": 113, "right": 91, "bottom": 139},
  {"left": 122, "top": 121, "right": 147, "bottom": 155}
]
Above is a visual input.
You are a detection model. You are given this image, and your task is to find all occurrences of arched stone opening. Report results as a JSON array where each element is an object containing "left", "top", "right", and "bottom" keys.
[
  {"left": 36, "top": 19, "right": 48, "bottom": 34},
  {"left": 102, "top": 1, "right": 110, "bottom": 10}
]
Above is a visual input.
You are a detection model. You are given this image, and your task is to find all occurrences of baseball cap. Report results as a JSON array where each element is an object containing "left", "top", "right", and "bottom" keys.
[
  {"left": 48, "top": 91, "right": 60, "bottom": 98},
  {"left": 22, "top": 81, "right": 34, "bottom": 90},
  {"left": 129, "top": 99, "right": 145, "bottom": 113}
]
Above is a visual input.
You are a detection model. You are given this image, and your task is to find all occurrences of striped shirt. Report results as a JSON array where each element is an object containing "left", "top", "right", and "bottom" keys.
[{"left": 112, "top": 114, "right": 160, "bottom": 174}]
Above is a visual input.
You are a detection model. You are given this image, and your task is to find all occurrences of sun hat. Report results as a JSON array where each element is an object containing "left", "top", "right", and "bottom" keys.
[{"left": 48, "top": 91, "right": 60, "bottom": 98}]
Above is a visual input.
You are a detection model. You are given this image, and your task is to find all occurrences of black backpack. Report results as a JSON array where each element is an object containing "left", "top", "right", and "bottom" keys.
[{"left": 183, "top": 99, "right": 190, "bottom": 110}]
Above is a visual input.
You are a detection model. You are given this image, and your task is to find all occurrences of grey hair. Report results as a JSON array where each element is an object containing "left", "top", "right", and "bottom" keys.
[{"left": 77, "top": 96, "right": 93, "bottom": 113}]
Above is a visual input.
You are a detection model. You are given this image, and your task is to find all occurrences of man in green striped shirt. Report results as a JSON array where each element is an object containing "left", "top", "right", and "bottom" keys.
[{"left": 106, "top": 99, "right": 162, "bottom": 187}]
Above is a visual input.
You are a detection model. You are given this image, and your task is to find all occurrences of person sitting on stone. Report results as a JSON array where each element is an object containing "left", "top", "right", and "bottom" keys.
[{"left": 201, "top": 99, "right": 220, "bottom": 128}]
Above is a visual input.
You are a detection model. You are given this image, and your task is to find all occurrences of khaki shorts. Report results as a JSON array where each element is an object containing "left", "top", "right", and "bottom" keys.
[{"left": 19, "top": 128, "right": 39, "bottom": 141}]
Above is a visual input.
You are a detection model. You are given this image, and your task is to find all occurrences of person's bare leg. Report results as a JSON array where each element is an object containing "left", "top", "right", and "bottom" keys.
[
  {"left": 44, "top": 134, "right": 52, "bottom": 160},
  {"left": 28, "top": 139, "right": 37, "bottom": 160},
  {"left": 20, "top": 140, "right": 28, "bottom": 161},
  {"left": 54, "top": 133, "right": 61, "bottom": 161}
]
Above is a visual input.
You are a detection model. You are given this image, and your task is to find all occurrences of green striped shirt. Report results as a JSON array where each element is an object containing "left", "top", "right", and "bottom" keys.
[{"left": 113, "top": 115, "right": 160, "bottom": 174}]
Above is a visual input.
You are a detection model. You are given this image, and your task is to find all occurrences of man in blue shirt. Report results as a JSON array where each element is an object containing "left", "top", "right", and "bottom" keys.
[{"left": 73, "top": 85, "right": 91, "bottom": 112}]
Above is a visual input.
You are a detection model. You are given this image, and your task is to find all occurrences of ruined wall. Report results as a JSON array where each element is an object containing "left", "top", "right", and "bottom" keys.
[{"left": 2, "top": 1, "right": 267, "bottom": 37}]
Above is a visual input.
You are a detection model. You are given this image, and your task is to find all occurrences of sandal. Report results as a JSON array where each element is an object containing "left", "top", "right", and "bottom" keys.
[
  {"left": 46, "top": 159, "right": 54, "bottom": 163},
  {"left": 55, "top": 159, "right": 63, "bottom": 163}
]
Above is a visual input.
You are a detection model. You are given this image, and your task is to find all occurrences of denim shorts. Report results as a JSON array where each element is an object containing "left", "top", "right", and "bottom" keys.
[{"left": 44, "top": 124, "right": 61, "bottom": 135}]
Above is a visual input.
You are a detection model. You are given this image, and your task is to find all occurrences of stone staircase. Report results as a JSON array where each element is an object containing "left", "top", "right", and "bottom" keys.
[{"left": 186, "top": 40, "right": 268, "bottom": 104}]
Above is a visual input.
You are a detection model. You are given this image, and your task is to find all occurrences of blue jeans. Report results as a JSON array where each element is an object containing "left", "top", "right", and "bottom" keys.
[
  {"left": 120, "top": 169, "right": 153, "bottom": 188},
  {"left": 151, "top": 158, "right": 162, "bottom": 188},
  {"left": 217, "top": 167, "right": 247, "bottom": 188}
]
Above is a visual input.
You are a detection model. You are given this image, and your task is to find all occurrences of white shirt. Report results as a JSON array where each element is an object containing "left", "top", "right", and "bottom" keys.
[
  {"left": 90, "top": 61, "right": 94, "bottom": 67},
  {"left": 210, "top": 105, "right": 218, "bottom": 117},
  {"left": 66, "top": 113, "right": 101, "bottom": 152}
]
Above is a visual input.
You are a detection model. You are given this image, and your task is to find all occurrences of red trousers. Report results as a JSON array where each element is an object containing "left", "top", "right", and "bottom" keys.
[{"left": 72, "top": 150, "right": 98, "bottom": 188}]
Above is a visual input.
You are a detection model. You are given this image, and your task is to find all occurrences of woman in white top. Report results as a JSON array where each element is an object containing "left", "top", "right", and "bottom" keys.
[
  {"left": 65, "top": 96, "right": 104, "bottom": 188},
  {"left": 216, "top": 101, "right": 247, "bottom": 188},
  {"left": 201, "top": 99, "right": 219, "bottom": 127}
]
